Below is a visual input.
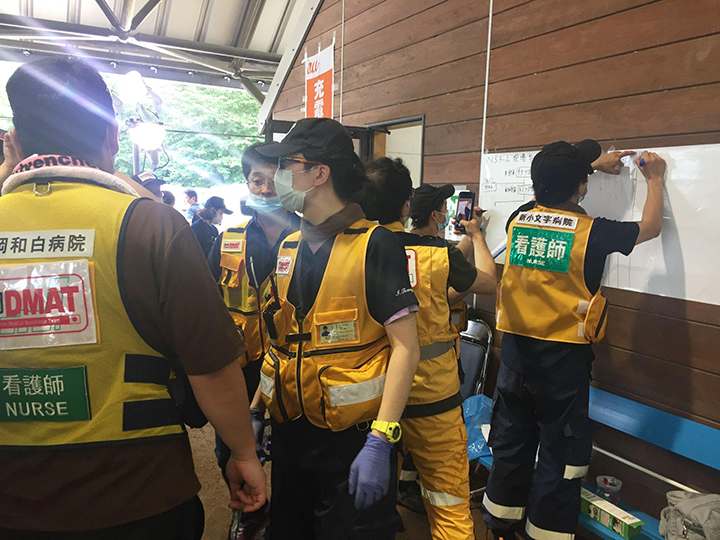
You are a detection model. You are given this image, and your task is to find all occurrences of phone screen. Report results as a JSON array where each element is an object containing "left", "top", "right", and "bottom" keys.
[{"left": 455, "top": 192, "right": 475, "bottom": 233}]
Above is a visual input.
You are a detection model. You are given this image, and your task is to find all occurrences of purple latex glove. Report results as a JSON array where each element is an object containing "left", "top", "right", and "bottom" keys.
[{"left": 348, "top": 433, "right": 394, "bottom": 510}]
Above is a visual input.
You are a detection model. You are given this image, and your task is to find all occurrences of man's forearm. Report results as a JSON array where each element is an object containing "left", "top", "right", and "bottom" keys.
[
  {"left": 188, "top": 360, "right": 256, "bottom": 459},
  {"left": 456, "top": 235, "right": 472, "bottom": 258},
  {"left": 469, "top": 233, "right": 498, "bottom": 294},
  {"left": 637, "top": 178, "right": 664, "bottom": 244},
  {"left": 373, "top": 315, "right": 420, "bottom": 435}
]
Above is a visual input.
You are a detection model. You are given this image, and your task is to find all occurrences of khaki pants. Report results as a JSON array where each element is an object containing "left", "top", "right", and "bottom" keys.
[{"left": 402, "top": 407, "right": 474, "bottom": 540}]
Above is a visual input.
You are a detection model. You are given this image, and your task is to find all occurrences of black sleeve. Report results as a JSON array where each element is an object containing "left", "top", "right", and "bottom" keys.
[
  {"left": 365, "top": 227, "right": 418, "bottom": 325},
  {"left": 588, "top": 218, "right": 640, "bottom": 258},
  {"left": 506, "top": 200, "right": 537, "bottom": 232},
  {"left": 584, "top": 218, "right": 640, "bottom": 294},
  {"left": 207, "top": 233, "right": 223, "bottom": 283},
  {"left": 447, "top": 244, "right": 478, "bottom": 293}
]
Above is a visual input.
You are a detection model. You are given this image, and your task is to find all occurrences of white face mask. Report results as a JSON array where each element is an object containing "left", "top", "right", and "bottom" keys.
[
  {"left": 246, "top": 194, "right": 284, "bottom": 215},
  {"left": 274, "top": 167, "right": 317, "bottom": 213},
  {"left": 211, "top": 210, "right": 223, "bottom": 225}
]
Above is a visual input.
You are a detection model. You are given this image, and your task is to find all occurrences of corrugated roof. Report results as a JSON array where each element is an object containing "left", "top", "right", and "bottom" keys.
[{"left": 0, "top": 0, "right": 309, "bottom": 98}]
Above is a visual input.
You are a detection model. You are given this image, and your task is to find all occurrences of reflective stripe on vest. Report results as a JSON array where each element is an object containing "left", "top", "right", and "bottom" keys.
[
  {"left": 496, "top": 205, "right": 595, "bottom": 344},
  {"left": 260, "top": 219, "right": 391, "bottom": 431},
  {"left": 328, "top": 373, "right": 386, "bottom": 407},
  {"left": 220, "top": 223, "right": 272, "bottom": 365},
  {"left": 419, "top": 340, "right": 455, "bottom": 361},
  {"left": 0, "top": 179, "right": 184, "bottom": 448}
]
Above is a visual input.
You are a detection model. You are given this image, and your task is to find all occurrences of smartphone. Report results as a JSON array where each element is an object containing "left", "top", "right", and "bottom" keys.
[{"left": 454, "top": 191, "right": 475, "bottom": 233}]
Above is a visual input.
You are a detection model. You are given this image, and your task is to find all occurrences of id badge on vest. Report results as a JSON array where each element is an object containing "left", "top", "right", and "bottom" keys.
[{"left": 0, "top": 259, "right": 98, "bottom": 350}]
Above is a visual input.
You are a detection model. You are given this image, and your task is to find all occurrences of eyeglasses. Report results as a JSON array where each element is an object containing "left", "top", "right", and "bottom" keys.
[
  {"left": 278, "top": 156, "right": 323, "bottom": 170},
  {"left": 248, "top": 178, "right": 274, "bottom": 189}
]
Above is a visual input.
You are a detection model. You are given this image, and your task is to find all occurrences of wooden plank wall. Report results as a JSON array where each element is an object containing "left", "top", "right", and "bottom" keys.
[{"left": 271, "top": 0, "right": 720, "bottom": 519}]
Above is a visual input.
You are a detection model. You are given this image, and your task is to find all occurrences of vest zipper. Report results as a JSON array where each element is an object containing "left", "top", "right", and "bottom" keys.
[
  {"left": 248, "top": 257, "right": 266, "bottom": 361},
  {"left": 296, "top": 312, "right": 306, "bottom": 415},
  {"left": 269, "top": 350, "right": 290, "bottom": 422},
  {"left": 318, "top": 365, "right": 330, "bottom": 423}
]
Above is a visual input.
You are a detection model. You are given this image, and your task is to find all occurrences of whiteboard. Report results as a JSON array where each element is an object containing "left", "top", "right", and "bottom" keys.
[{"left": 478, "top": 144, "right": 720, "bottom": 306}]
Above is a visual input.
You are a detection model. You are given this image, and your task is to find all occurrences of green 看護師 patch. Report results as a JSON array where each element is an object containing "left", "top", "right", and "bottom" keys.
[{"left": 509, "top": 226, "right": 575, "bottom": 273}]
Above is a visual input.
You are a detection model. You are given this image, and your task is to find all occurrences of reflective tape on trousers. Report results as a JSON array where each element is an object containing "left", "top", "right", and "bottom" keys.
[
  {"left": 421, "top": 483, "right": 464, "bottom": 507},
  {"left": 525, "top": 520, "right": 575, "bottom": 540},
  {"left": 563, "top": 464, "right": 589, "bottom": 480},
  {"left": 482, "top": 493, "right": 525, "bottom": 520}
]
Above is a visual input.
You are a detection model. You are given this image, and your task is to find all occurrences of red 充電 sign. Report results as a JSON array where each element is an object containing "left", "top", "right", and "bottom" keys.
[{"left": 305, "top": 45, "right": 334, "bottom": 119}]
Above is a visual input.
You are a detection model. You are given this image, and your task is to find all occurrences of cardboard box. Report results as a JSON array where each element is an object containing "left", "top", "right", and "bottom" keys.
[{"left": 580, "top": 488, "right": 645, "bottom": 539}]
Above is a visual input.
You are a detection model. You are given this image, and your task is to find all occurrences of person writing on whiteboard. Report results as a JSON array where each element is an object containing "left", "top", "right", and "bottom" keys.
[{"left": 482, "top": 140, "right": 665, "bottom": 540}]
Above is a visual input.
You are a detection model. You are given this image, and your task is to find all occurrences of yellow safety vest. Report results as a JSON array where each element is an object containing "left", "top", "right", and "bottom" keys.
[
  {"left": 219, "top": 223, "right": 273, "bottom": 366},
  {"left": 0, "top": 177, "right": 184, "bottom": 448},
  {"left": 386, "top": 222, "right": 462, "bottom": 414},
  {"left": 260, "top": 219, "right": 391, "bottom": 431},
  {"left": 496, "top": 205, "right": 608, "bottom": 344}
]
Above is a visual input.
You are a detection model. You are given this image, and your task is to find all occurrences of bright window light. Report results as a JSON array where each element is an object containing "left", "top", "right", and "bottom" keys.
[
  {"left": 129, "top": 121, "right": 166, "bottom": 150},
  {"left": 119, "top": 70, "right": 148, "bottom": 105}
]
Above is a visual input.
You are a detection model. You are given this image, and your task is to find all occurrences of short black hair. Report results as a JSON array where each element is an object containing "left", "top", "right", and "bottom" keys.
[
  {"left": 6, "top": 57, "right": 115, "bottom": 160},
  {"left": 242, "top": 142, "right": 278, "bottom": 180},
  {"left": 411, "top": 193, "right": 446, "bottom": 229},
  {"left": 184, "top": 188, "right": 198, "bottom": 200},
  {"left": 162, "top": 190, "right": 176, "bottom": 206},
  {"left": 301, "top": 150, "right": 367, "bottom": 203},
  {"left": 534, "top": 176, "right": 588, "bottom": 205},
  {"left": 363, "top": 157, "right": 413, "bottom": 224}
]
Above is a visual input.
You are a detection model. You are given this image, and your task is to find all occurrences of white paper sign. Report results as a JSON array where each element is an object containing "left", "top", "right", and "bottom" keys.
[{"left": 0, "top": 259, "right": 97, "bottom": 350}]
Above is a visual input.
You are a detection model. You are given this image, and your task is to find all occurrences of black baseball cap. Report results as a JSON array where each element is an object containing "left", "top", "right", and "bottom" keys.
[
  {"left": 409, "top": 184, "right": 455, "bottom": 221},
  {"left": 256, "top": 118, "right": 356, "bottom": 161},
  {"left": 204, "top": 196, "right": 233, "bottom": 214},
  {"left": 531, "top": 140, "right": 602, "bottom": 185},
  {"left": 132, "top": 171, "right": 165, "bottom": 188}
]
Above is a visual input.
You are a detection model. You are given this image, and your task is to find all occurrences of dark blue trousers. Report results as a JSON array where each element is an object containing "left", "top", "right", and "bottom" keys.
[{"left": 482, "top": 362, "right": 592, "bottom": 538}]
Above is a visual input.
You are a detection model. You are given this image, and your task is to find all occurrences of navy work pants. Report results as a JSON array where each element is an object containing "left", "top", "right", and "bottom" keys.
[{"left": 482, "top": 363, "right": 592, "bottom": 539}]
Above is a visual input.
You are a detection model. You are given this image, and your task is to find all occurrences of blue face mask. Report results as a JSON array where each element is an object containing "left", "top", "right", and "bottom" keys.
[
  {"left": 246, "top": 194, "right": 284, "bottom": 215},
  {"left": 437, "top": 212, "right": 449, "bottom": 230}
]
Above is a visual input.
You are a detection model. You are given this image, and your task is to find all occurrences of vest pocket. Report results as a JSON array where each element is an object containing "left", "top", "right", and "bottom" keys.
[
  {"left": 313, "top": 308, "right": 361, "bottom": 348},
  {"left": 317, "top": 347, "right": 390, "bottom": 431},
  {"left": 582, "top": 292, "right": 608, "bottom": 342},
  {"left": 220, "top": 253, "right": 244, "bottom": 289},
  {"left": 260, "top": 350, "right": 302, "bottom": 423}
]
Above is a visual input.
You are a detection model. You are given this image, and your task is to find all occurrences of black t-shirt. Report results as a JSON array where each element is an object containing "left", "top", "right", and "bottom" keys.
[
  {"left": 502, "top": 202, "right": 640, "bottom": 383},
  {"left": 272, "top": 226, "right": 418, "bottom": 471},
  {"left": 190, "top": 219, "right": 218, "bottom": 259},
  {"left": 448, "top": 244, "right": 478, "bottom": 293},
  {"left": 207, "top": 212, "right": 301, "bottom": 283}
]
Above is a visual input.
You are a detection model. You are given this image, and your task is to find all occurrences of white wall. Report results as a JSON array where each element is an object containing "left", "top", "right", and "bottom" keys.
[{"left": 385, "top": 123, "right": 423, "bottom": 187}]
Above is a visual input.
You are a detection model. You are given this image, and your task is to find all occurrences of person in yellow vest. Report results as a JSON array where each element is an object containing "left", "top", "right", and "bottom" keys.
[
  {"left": 363, "top": 157, "right": 497, "bottom": 539},
  {"left": 482, "top": 140, "right": 666, "bottom": 540},
  {"left": 207, "top": 142, "right": 300, "bottom": 539},
  {"left": 0, "top": 57, "right": 265, "bottom": 539},
  {"left": 253, "top": 118, "right": 421, "bottom": 539}
]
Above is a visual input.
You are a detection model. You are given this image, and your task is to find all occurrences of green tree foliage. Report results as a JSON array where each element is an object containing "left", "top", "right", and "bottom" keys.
[
  {"left": 109, "top": 76, "right": 263, "bottom": 187},
  {"left": 0, "top": 61, "right": 262, "bottom": 187}
]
